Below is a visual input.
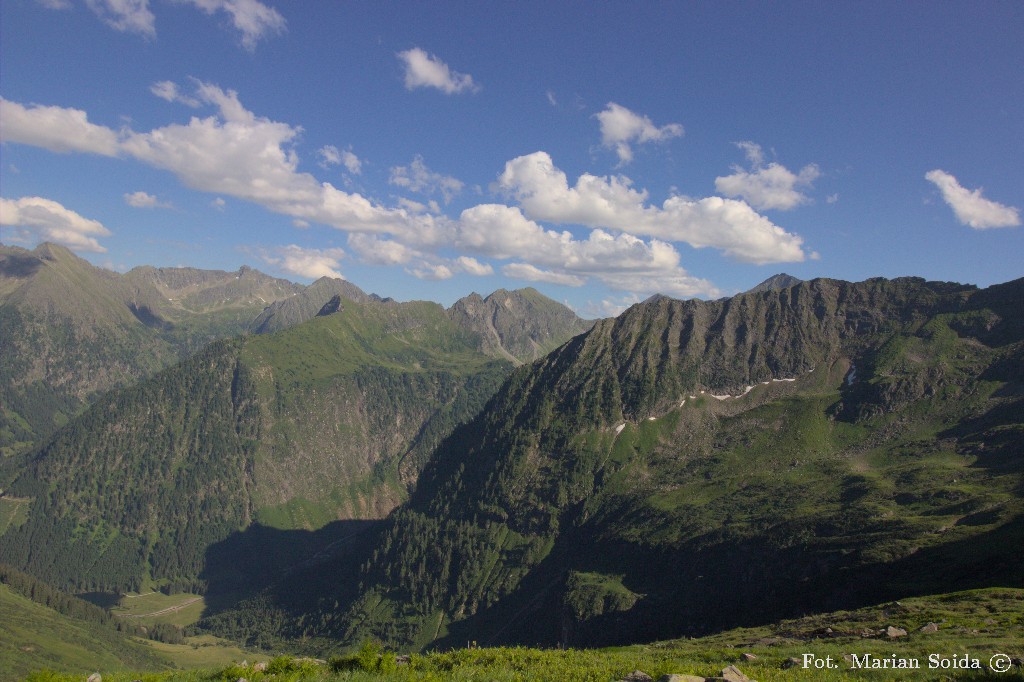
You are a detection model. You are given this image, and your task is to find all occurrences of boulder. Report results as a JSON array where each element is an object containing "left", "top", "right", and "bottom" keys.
[
  {"left": 781, "top": 657, "right": 802, "bottom": 669},
  {"left": 919, "top": 622, "right": 939, "bottom": 633},
  {"left": 252, "top": 662, "right": 267, "bottom": 672},
  {"left": 886, "top": 626, "right": 908, "bottom": 638},
  {"left": 657, "top": 676, "right": 706, "bottom": 682},
  {"left": 740, "top": 653, "right": 757, "bottom": 661},
  {"left": 87, "top": 674, "right": 101, "bottom": 682},
  {"left": 721, "top": 665, "right": 755, "bottom": 682}
]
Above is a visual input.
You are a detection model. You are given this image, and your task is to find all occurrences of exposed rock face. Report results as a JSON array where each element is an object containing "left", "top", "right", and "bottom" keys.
[
  {"left": 316, "top": 294, "right": 344, "bottom": 317},
  {"left": 249, "top": 277, "right": 373, "bottom": 334},
  {"left": 447, "top": 287, "right": 593, "bottom": 363},
  {"left": 745, "top": 273, "right": 802, "bottom": 294}
]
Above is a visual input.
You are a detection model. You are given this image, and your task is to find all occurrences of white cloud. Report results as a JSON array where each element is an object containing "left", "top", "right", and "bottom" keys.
[
  {"left": 259, "top": 244, "right": 345, "bottom": 280},
  {"left": 151, "top": 81, "right": 200, "bottom": 107},
  {"left": 211, "top": 197, "right": 226, "bottom": 210},
  {"left": 124, "top": 190, "right": 170, "bottom": 208},
  {"left": 318, "top": 144, "right": 362, "bottom": 175},
  {"left": 409, "top": 263, "right": 453, "bottom": 280},
  {"left": 457, "top": 204, "right": 720, "bottom": 297},
  {"left": 502, "top": 263, "right": 585, "bottom": 287},
  {"left": 390, "top": 155, "right": 464, "bottom": 204},
  {"left": 36, "top": 0, "right": 72, "bottom": 9},
  {"left": 595, "top": 102, "right": 683, "bottom": 165},
  {"left": 317, "top": 145, "right": 341, "bottom": 168},
  {"left": 1, "top": 196, "right": 112, "bottom": 252},
  {"left": 0, "top": 98, "right": 121, "bottom": 155},
  {"left": 397, "top": 47, "right": 479, "bottom": 94},
  {"left": 85, "top": 0, "right": 156, "bottom": 37},
  {"left": 455, "top": 256, "right": 493, "bottom": 277},
  {"left": 826, "top": 193, "right": 839, "bottom": 204},
  {"left": 714, "top": 142, "right": 820, "bottom": 211},
  {"left": 178, "top": 0, "right": 285, "bottom": 50},
  {"left": 498, "top": 151, "right": 806, "bottom": 264},
  {"left": 341, "top": 149, "right": 362, "bottom": 175},
  {"left": 925, "top": 169, "right": 1020, "bottom": 229},
  {"left": 347, "top": 233, "right": 418, "bottom": 266},
  {"left": 292, "top": 219, "right": 309, "bottom": 228},
  {"left": 2, "top": 90, "right": 753, "bottom": 299}
]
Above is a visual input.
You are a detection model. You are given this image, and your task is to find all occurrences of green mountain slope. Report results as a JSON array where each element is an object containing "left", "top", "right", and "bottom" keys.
[
  {"left": 0, "top": 566, "right": 167, "bottom": 681},
  {"left": 0, "top": 295, "right": 526, "bottom": 595},
  {"left": 0, "top": 243, "right": 301, "bottom": 455},
  {"left": 261, "top": 276, "right": 1024, "bottom": 651}
]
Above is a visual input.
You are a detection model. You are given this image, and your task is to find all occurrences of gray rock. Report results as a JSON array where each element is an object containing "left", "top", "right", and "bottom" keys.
[
  {"left": 721, "top": 665, "right": 755, "bottom": 682},
  {"left": 920, "top": 622, "right": 939, "bottom": 633},
  {"left": 657, "top": 676, "right": 706, "bottom": 682},
  {"left": 740, "top": 653, "right": 757, "bottom": 661},
  {"left": 252, "top": 662, "right": 267, "bottom": 672},
  {"left": 87, "top": 674, "right": 101, "bottom": 682},
  {"left": 782, "top": 657, "right": 802, "bottom": 669},
  {"left": 886, "top": 626, "right": 908, "bottom": 638}
]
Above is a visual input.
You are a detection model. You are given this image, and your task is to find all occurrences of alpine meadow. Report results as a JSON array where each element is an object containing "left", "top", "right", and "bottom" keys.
[{"left": 1, "top": 3, "right": 1023, "bottom": 681}]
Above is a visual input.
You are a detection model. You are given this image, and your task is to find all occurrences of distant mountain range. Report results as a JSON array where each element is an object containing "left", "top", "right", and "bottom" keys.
[{"left": 1, "top": 242, "right": 1021, "bottom": 658}]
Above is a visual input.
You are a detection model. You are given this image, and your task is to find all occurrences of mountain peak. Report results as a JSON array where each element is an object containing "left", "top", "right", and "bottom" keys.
[{"left": 746, "top": 273, "right": 803, "bottom": 294}]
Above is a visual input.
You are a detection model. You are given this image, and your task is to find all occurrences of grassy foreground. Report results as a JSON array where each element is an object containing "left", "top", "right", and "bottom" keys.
[{"left": 18, "top": 588, "right": 1024, "bottom": 682}]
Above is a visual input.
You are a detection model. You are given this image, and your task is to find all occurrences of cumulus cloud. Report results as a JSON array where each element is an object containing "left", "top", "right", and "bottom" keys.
[
  {"left": 151, "top": 80, "right": 200, "bottom": 107},
  {"left": 457, "top": 204, "right": 720, "bottom": 298},
  {"left": 124, "top": 190, "right": 170, "bottom": 208},
  {"left": 85, "top": 0, "right": 156, "bottom": 37},
  {"left": 455, "top": 256, "right": 493, "bottom": 277},
  {"left": 390, "top": 156, "right": 464, "bottom": 203},
  {"left": 397, "top": 47, "right": 478, "bottom": 94},
  {"left": 1, "top": 196, "right": 112, "bottom": 252},
  {"left": 498, "top": 151, "right": 806, "bottom": 264},
  {"left": 595, "top": 102, "right": 683, "bottom": 165},
  {"left": 714, "top": 142, "right": 820, "bottom": 211},
  {"left": 178, "top": 0, "right": 285, "bottom": 50},
  {"left": 0, "top": 98, "right": 121, "bottom": 155},
  {"left": 2, "top": 89, "right": 783, "bottom": 299},
  {"left": 258, "top": 244, "right": 345, "bottom": 280},
  {"left": 925, "top": 169, "right": 1020, "bottom": 229}
]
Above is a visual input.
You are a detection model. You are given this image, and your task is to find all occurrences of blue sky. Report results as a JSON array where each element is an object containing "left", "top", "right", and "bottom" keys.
[{"left": 1, "top": 1, "right": 1022, "bottom": 315}]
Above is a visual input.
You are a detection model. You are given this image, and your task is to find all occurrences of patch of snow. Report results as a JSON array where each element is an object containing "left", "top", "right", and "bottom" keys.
[
  {"left": 615, "top": 423, "right": 626, "bottom": 434},
  {"left": 742, "top": 385, "right": 754, "bottom": 395},
  {"left": 647, "top": 417, "right": 656, "bottom": 421},
  {"left": 846, "top": 362, "right": 857, "bottom": 386},
  {"left": 761, "top": 381, "right": 770, "bottom": 385},
  {"left": 689, "top": 395, "right": 697, "bottom": 399},
  {"left": 773, "top": 378, "right": 796, "bottom": 383},
  {"left": 711, "top": 394, "right": 731, "bottom": 400},
  {"left": 679, "top": 399, "right": 686, "bottom": 407}
]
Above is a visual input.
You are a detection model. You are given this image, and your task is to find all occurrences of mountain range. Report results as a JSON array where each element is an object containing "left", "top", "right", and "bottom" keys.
[{"left": 1, "top": 243, "right": 1021, "bottom": 661}]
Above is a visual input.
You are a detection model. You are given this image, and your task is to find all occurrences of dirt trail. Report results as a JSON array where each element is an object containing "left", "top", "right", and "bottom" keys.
[{"left": 117, "top": 596, "right": 202, "bottom": 618}]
